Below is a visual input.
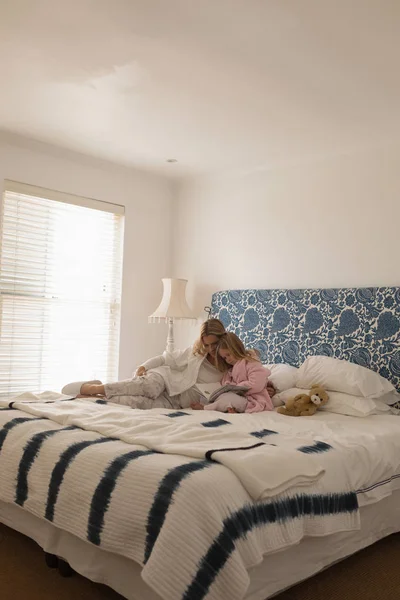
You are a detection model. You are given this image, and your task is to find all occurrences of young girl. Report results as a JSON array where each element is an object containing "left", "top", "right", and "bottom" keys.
[{"left": 191, "top": 332, "right": 273, "bottom": 413}]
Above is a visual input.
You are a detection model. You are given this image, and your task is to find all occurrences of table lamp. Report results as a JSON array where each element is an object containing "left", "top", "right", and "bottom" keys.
[{"left": 148, "top": 278, "right": 198, "bottom": 352}]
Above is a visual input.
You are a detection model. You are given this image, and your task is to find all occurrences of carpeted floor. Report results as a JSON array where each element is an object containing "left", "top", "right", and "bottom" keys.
[{"left": 0, "top": 523, "right": 399, "bottom": 600}]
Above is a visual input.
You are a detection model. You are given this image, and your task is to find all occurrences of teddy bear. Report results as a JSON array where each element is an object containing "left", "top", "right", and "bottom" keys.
[{"left": 277, "top": 385, "right": 329, "bottom": 417}]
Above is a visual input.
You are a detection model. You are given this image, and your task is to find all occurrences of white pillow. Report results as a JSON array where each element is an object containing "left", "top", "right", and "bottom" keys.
[
  {"left": 272, "top": 397, "right": 285, "bottom": 408},
  {"left": 274, "top": 387, "right": 393, "bottom": 418},
  {"left": 381, "top": 391, "right": 400, "bottom": 406},
  {"left": 265, "top": 364, "right": 299, "bottom": 407},
  {"left": 297, "top": 356, "right": 395, "bottom": 399},
  {"left": 265, "top": 364, "right": 298, "bottom": 392}
]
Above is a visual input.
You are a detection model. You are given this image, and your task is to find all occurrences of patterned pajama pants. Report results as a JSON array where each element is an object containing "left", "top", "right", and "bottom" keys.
[{"left": 103, "top": 372, "right": 181, "bottom": 410}]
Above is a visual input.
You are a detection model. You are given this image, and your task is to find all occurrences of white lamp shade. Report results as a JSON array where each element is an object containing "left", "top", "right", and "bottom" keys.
[{"left": 149, "top": 278, "right": 197, "bottom": 322}]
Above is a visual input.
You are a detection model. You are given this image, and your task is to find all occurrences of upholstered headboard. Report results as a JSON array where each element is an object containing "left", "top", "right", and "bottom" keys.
[{"left": 210, "top": 287, "right": 400, "bottom": 393}]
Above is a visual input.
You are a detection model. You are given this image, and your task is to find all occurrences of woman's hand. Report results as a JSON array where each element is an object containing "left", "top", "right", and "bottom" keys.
[
  {"left": 136, "top": 366, "right": 147, "bottom": 377},
  {"left": 190, "top": 402, "right": 204, "bottom": 410}
]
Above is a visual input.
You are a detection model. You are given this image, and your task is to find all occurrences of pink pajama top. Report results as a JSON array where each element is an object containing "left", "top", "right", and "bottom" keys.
[{"left": 222, "top": 359, "right": 273, "bottom": 413}]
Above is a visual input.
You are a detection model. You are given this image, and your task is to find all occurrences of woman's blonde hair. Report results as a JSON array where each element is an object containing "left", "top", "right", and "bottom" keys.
[
  {"left": 192, "top": 318, "right": 227, "bottom": 356},
  {"left": 215, "top": 332, "right": 259, "bottom": 370}
]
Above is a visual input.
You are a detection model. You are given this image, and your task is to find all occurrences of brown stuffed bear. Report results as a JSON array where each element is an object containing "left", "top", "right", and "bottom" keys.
[{"left": 277, "top": 385, "right": 329, "bottom": 417}]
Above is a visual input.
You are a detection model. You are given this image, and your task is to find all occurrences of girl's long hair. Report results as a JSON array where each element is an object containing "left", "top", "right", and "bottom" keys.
[
  {"left": 192, "top": 318, "right": 227, "bottom": 356},
  {"left": 215, "top": 332, "right": 259, "bottom": 371}
]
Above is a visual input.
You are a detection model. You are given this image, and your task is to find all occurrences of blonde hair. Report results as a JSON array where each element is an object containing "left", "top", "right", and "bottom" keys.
[
  {"left": 192, "top": 318, "right": 227, "bottom": 357},
  {"left": 215, "top": 332, "right": 259, "bottom": 370}
]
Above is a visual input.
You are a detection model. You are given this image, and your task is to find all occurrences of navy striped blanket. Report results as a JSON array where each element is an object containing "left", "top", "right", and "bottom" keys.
[{"left": 0, "top": 398, "right": 364, "bottom": 600}]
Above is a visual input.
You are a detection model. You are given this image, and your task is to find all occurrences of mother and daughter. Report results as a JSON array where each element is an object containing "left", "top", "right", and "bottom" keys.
[{"left": 62, "top": 319, "right": 275, "bottom": 414}]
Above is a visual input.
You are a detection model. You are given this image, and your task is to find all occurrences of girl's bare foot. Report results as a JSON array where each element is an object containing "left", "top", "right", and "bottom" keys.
[{"left": 191, "top": 402, "right": 204, "bottom": 410}]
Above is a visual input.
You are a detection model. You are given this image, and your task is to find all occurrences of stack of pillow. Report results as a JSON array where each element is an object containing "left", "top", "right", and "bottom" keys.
[{"left": 266, "top": 356, "right": 399, "bottom": 417}]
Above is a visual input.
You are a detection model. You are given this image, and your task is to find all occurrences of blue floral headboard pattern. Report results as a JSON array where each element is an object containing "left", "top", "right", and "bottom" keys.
[{"left": 210, "top": 287, "right": 400, "bottom": 393}]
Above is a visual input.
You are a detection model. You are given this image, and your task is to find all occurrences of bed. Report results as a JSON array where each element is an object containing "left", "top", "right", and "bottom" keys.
[{"left": 0, "top": 286, "right": 399, "bottom": 600}]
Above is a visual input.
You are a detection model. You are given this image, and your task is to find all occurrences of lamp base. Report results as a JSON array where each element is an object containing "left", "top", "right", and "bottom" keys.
[{"left": 166, "top": 317, "right": 175, "bottom": 353}]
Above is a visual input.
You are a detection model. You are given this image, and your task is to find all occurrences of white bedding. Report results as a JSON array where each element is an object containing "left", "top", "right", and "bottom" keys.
[
  {"left": 1, "top": 397, "right": 329, "bottom": 500},
  {"left": 0, "top": 399, "right": 399, "bottom": 600}
]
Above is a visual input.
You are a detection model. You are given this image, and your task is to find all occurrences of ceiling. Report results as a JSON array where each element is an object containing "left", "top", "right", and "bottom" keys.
[{"left": 1, "top": 0, "right": 399, "bottom": 177}]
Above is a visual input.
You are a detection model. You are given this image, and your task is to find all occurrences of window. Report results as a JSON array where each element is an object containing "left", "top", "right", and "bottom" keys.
[{"left": 0, "top": 181, "right": 125, "bottom": 398}]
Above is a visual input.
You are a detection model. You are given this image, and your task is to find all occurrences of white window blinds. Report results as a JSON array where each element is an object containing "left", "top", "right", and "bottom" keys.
[{"left": 0, "top": 181, "right": 125, "bottom": 398}]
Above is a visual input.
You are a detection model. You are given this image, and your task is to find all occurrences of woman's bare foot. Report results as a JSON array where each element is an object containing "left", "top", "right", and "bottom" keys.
[
  {"left": 80, "top": 383, "right": 105, "bottom": 396},
  {"left": 191, "top": 402, "right": 204, "bottom": 410}
]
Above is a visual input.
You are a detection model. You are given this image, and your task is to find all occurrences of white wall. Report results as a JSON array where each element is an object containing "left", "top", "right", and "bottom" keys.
[
  {"left": 173, "top": 145, "right": 400, "bottom": 344},
  {"left": 0, "top": 134, "right": 174, "bottom": 379},
  {"left": 3, "top": 135, "right": 400, "bottom": 368}
]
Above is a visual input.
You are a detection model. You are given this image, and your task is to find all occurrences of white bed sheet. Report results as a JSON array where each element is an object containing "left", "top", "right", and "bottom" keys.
[{"left": 1, "top": 490, "right": 399, "bottom": 600}]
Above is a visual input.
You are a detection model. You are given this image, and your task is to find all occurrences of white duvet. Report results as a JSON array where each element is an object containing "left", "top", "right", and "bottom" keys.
[{"left": 0, "top": 397, "right": 399, "bottom": 600}]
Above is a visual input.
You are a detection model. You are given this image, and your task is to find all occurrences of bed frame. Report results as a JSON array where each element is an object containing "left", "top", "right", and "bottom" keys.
[
  {"left": 1, "top": 286, "right": 399, "bottom": 600},
  {"left": 210, "top": 286, "right": 400, "bottom": 393}
]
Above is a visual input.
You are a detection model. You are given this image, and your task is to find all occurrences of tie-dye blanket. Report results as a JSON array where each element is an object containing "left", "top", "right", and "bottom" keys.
[
  {"left": 0, "top": 397, "right": 330, "bottom": 500},
  {"left": 2, "top": 397, "right": 393, "bottom": 600}
]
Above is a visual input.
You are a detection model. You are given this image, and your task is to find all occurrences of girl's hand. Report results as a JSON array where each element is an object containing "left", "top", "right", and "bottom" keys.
[{"left": 136, "top": 366, "right": 146, "bottom": 377}]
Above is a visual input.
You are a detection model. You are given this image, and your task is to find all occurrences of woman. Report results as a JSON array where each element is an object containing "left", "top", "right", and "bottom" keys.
[{"left": 62, "top": 319, "right": 229, "bottom": 410}]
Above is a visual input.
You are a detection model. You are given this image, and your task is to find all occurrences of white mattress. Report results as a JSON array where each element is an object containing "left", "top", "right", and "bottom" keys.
[{"left": 1, "top": 489, "right": 399, "bottom": 600}]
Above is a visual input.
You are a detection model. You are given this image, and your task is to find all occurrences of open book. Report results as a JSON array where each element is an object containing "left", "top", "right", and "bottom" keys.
[{"left": 195, "top": 382, "right": 249, "bottom": 404}]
